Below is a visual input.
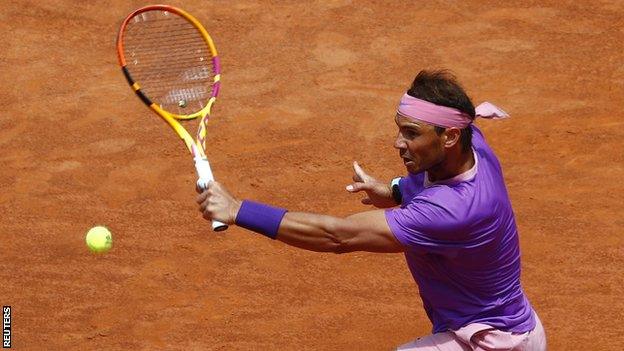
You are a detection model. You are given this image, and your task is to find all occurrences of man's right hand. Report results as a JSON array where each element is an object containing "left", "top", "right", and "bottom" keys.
[{"left": 346, "top": 161, "right": 398, "bottom": 208}]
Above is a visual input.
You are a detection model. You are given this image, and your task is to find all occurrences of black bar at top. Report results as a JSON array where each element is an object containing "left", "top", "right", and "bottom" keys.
[
  {"left": 135, "top": 89, "right": 153, "bottom": 106},
  {"left": 122, "top": 66, "right": 153, "bottom": 106},
  {"left": 122, "top": 66, "right": 134, "bottom": 85}
]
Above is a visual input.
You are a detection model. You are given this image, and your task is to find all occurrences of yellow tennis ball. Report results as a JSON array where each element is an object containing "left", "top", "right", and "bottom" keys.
[{"left": 85, "top": 226, "right": 112, "bottom": 253}]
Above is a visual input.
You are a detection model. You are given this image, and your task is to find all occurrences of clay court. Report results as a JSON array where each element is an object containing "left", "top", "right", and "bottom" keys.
[{"left": 1, "top": 0, "right": 623, "bottom": 350}]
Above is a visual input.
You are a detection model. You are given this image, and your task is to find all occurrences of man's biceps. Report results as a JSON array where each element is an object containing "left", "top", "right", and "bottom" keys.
[
  {"left": 367, "top": 215, "right": 395, "bottom": 238},
  {"left": 371, "top": 222, "right": 404, "bottom": 249},
  {"left": 352, "top": 213, "right": 404, "bottom": 252}
]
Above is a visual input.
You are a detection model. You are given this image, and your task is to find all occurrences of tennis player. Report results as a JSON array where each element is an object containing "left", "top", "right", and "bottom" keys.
[{"left": 196, "top": 70, "right": 547, "bottom": 350}]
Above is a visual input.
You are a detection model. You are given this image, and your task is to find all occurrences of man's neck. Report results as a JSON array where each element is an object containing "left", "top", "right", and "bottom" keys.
[{"left": 427, "top": 148, "right": 475, "bottom": 182}]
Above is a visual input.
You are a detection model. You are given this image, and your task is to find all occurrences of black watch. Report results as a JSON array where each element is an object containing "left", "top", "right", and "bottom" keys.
[{"left": 390, "top": 177, "right": 402, "bottom": 205}]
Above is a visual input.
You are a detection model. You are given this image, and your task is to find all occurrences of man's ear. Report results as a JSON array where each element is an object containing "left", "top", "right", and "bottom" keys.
[{"left": 443, "top": 128, "right": 461, "bottom": 148}]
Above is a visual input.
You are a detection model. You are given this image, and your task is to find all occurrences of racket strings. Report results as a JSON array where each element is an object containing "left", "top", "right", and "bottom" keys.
[{"left": 122, "top": 10, "right": 215, "bottom": 115}]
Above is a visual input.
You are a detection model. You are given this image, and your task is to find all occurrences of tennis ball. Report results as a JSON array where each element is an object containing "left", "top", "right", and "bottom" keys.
[{"left": 85, "top": 226, "right": 112, "bottom": 253}]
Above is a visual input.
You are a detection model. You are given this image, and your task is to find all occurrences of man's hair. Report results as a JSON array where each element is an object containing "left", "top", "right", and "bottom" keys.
[{"left": 406, "top": 70, "right": 475, "bottom": 152}]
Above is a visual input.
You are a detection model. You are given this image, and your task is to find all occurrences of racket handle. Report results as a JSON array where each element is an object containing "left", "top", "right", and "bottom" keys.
[{"left": 194, "top": 157, "right": 229, "bottom": 232}]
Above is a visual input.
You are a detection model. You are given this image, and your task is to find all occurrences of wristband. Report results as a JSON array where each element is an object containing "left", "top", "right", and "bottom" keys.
[
  {"left": 390, "top": 177, "right": 402, "bottom": 205},
  {"left": 235, "top": 200, "right": 288, "bottom": 239}
]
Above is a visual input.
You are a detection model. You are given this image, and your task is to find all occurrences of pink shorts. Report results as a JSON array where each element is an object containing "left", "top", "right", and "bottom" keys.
[{"left": 396, "top": 313, "right": 546, "bottom": 351}]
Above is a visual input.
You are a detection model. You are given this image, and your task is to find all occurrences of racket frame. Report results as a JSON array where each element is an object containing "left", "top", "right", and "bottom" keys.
[{"left": 116, "top": 5, "right": 227, "bottom": 231}]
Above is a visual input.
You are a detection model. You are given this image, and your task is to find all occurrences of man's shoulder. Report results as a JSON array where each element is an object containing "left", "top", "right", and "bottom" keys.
[
  {"left": 412, "top": 183, "right": 477, "bottom": 220},
  {"left": 471, "top": 124, "right": 505, "bottom": 178},
  {"left": 409, "top": 178, "right": 505, "bottom": 227},
  {"left": 393, "top": 193, "right": 477, "bottom": 242},
  {"left": 471, "top": 124, "right": 491, "bottom": 153}
]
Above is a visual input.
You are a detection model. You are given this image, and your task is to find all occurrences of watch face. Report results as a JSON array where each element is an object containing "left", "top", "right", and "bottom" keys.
[
  {"left": 391, "top": 177, "right": 402, "bottom": 187},
  {"left": 391, "top": 179, "right": 402, "bottom": 204}
]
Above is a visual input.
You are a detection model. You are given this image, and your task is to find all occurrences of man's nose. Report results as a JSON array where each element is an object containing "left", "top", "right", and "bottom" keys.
[{"left": 394, "top": 133, "right": 406, "bottom": 149}]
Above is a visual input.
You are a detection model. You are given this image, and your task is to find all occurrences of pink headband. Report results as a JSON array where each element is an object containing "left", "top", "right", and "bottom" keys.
[{"left": 397, "top": 94, "right": 509, "bottom": 128}]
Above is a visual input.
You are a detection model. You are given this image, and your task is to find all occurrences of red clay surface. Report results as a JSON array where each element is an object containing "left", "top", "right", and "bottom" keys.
[{"left": 1, "top": 1, "right": 623, "bottom": 350}]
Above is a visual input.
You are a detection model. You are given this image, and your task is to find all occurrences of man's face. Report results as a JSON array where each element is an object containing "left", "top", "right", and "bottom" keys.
[{"left": 394, "top": 114, "right": 446, "bottom": 174}]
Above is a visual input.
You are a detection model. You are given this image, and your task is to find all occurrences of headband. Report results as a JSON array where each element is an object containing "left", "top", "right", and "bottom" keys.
[{"left": 397, "top": 94, "right": 509, "bottom": 128}]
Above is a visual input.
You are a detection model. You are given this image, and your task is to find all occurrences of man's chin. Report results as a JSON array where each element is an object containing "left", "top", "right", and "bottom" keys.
[{"left": 404, "top": 162, "right": 421, "bottom": 174}]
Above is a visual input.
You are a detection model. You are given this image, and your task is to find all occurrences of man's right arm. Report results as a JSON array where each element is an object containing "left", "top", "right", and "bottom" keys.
[{"left": 276, "top": 210, "right": 404, "bottom": 254}]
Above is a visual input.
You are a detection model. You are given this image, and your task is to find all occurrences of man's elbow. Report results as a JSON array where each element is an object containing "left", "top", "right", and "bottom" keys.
[
  {"left": 334, "top": 241, "right": 357, "bottom": 254},
  {"left": 322, "top": 238, "right": 353, "bottom": 254},
  {"left": 323, "top": 220, "right": 357, "bottom": 254}
]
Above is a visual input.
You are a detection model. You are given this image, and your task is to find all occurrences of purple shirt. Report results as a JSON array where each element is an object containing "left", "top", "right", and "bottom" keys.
[{"left": 385, "top": 125, "right": 535, "bottom": 334}]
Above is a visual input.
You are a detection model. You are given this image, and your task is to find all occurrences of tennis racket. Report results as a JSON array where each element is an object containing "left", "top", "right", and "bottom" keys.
[{"left": 116, "top": 5, "right": 227, "bottom": 231}]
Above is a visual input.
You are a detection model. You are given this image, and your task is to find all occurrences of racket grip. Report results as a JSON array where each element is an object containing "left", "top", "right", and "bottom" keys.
[{"left": 194, "top": 157, "right": 229, "bottom": 232}]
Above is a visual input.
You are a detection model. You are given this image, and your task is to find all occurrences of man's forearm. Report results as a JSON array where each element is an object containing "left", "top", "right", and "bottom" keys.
[
  {"left": 230, "top": 200, "right": 402, "bottom": 254},
  {"left": 273, "top": 210, "right": 403, "bottom": 254},
  {"left": 275, "top": 212, "right": 352, "bottom": 253}
]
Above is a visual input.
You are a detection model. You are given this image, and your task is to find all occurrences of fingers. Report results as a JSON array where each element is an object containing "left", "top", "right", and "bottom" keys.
[
  {"left": 195, "top": 182, "right": 203, "bottom": 193},
  {"left": 202, "top": 209, "right": 213, "bottom": 221},
  {"left": 346, "top": 182, "right": 373, "bottom": 205},
  {"left": 345, "top": 182, "right": 374, "bottom": 204},
  {"left": 352, "top": 161, "right": 369, "bottom": 182},
  {"left": 346, "top": 182, "right": 372, "bottom": 193},
  {"left": 195, "top": 181, "right": 237, "bottom": 224},
  {"left": 196, "top": 190, "right": 208, "bottom": 205},
  {"left": 197, "top": 194, "right": 209, "bottom": 214},
  {"left": 197, "top": 190, "right": 217, "bottom": 218},
  {"left": 196, "top": 178, "right": 214, "bottom": 193},
  {"left": 196, "top": 181, "right": 217, "bottom": 213},
  {"left": 195, "top": 180, "right": 214, "bottom": 204}
]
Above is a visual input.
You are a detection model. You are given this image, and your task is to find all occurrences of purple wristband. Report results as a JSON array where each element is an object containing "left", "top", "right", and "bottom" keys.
[{"left": 235, "top": 200, "right": 288, "bottom": 239}]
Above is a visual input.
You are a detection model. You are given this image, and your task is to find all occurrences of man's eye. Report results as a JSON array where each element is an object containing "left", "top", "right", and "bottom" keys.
[{"left": 403, "top": 130, "right": 418, "bottom": 138}]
